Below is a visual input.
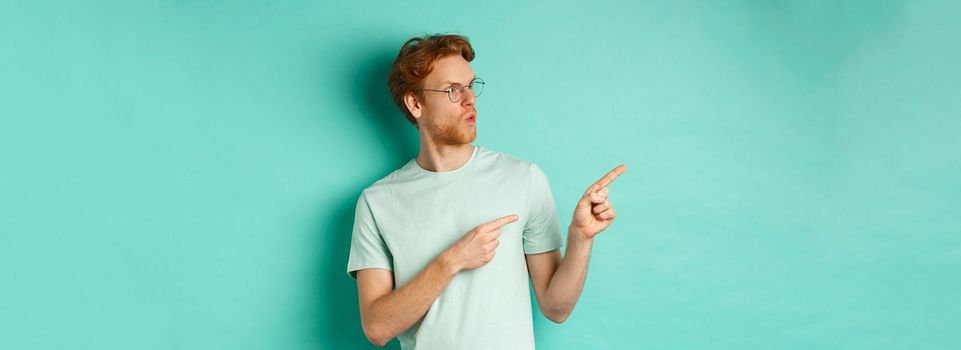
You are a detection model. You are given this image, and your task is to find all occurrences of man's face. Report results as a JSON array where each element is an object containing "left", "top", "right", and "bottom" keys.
[{"left": 413, "top": 55, "right": 478, "bottom": 146}]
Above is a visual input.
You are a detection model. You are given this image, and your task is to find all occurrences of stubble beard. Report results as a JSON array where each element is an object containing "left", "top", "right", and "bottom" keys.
[{"left": 427, "top": 115, "right": 476, "bottom": 146}]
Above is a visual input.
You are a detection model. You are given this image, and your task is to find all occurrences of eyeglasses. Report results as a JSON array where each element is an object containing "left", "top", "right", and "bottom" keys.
[{"left": 419, "top": 78, "right": 485, "bottom": 103}]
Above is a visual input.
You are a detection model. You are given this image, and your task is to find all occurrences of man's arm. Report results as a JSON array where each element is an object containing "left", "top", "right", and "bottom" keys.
[
  {"left": 526, "top": 164, "right": 626, "bottom": 323},
  {"left": 526, "top": 227, "right": 593, "bottom": 323},
  {"left": 355, "top": 214, "right": 519, "bottom": 347},
  {"left": 356, "top": 257, "right": 455, "bottom": 346}
]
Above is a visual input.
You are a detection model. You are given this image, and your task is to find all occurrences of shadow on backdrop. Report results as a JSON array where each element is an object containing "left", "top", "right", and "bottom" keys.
[{"left": 314, "top": 41, "right": 415, "bottom": 349}]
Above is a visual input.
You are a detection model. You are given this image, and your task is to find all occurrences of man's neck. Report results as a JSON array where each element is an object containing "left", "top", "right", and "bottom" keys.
[{"left": 415, "top": 142, "right": 474, "bottom": 172}]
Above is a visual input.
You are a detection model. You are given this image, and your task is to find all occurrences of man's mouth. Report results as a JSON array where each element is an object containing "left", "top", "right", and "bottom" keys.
[{"left": 465, "top": 113, "right": 476, "bottom": 125}]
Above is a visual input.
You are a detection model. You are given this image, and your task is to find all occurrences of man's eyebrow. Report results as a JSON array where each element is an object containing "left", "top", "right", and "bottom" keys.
[{"left": 440, "top": 76, "right": 477, "bottom": 85}]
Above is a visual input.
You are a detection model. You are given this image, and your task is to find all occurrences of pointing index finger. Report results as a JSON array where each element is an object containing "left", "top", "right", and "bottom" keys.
[
  {"left": 481, "top": 214, "right": 519, "bottom": 231},
  {"left": 590, "top": 164, "right": 627, "bottom": 192}
]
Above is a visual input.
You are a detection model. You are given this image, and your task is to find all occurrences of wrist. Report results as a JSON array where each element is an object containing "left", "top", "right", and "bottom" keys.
[
  {"left": 437, "top": 250, "right": 461, "bottom": 276},
  {"left": 567, "top": 226, "right": 594, "bottom": 245}
]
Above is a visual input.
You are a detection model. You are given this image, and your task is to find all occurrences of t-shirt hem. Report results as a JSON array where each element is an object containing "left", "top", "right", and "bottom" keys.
[
  {"left": 347, "top": 265, "right": 394, "bottom": 280},
  {"left": 523, "top": 243, "right": 563, "bottom": 255}
]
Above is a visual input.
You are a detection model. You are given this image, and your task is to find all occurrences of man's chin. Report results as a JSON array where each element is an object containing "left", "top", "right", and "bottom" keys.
[
  {"left": 452, "top": 126, "right": 476, "bottom": 145},
  {"left": 430, "top": 124, "right": 477, "bottom": 146}
]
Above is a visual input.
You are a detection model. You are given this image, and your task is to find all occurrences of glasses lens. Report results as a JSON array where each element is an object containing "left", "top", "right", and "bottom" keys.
[
  {"left": 446, "top": 79, "right": 484, "bottom": 103},
  {"left": 448, "top": 86, "right": 462, "bottom": 103},
  {"left": 472, "top": 79, "right": 485, "bottom": 98}
]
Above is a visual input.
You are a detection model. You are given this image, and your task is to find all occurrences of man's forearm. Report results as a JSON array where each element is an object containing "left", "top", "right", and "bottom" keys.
[
  {"left": 542, "top": 226, "right": 594, "bottom": 320},
  {"left": 364, "top": 252, "right": 458, "bottom": 345}
]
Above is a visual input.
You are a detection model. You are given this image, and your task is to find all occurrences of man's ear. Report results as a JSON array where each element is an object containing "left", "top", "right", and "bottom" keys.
[{"left": 404, "top": 92, "right": 423, "bottom": 120}]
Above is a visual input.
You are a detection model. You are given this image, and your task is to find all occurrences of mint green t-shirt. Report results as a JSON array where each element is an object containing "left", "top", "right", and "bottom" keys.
[{"left": 347, "top": 145, "right": 563, "bottom": 350}]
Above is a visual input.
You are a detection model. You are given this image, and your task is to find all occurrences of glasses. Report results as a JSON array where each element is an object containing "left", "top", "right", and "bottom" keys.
[{"left": 420, "top": 78, "right": 485, "bottom": 103}]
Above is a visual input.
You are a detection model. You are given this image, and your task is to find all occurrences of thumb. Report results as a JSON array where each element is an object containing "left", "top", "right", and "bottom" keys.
[
  {"left": 590, "top": 187, "right": 609, "bottom": 204},
  {"left": 576, "top": 194, "right": 593, "bottom": 210}
]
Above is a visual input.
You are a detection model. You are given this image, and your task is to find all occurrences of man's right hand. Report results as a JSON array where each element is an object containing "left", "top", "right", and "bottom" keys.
[
  {"left": 356, "top": 214, "right": 518, "bottom": 346},
  {"left": 443, "top": 214, "right": 519, "bottom": 273}
]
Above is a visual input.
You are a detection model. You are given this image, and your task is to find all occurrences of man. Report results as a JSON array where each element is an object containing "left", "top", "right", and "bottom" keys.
[{"left": 347, "top": 34, "right": 626, "bottom": 349}]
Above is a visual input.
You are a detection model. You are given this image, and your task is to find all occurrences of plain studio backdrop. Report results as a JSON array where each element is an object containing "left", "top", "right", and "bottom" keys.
[{"left": 1, "top": 1, "right": 959, "bottom": 349}]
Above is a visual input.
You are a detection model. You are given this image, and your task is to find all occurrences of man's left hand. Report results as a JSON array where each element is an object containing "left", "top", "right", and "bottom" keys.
[{"left": 571, "top": 164, "right": 627, "bottom": 240}]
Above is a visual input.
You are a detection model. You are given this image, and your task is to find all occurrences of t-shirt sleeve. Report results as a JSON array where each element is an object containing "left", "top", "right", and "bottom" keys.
[
  {"left": 523, "top": 164, "right": 564, "bottom": 254},
  {"left": 346, "top": 191, "right": 394, "bottom": 279}
]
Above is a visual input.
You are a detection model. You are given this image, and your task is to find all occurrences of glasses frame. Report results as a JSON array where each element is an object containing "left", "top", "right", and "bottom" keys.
[{"left": 419, "top": 77, "right": 485, "bottom": 103}]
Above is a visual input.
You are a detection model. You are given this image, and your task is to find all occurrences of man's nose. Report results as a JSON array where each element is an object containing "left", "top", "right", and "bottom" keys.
[{"left": 461, "top": 88, "right": 476, "bottom": 106}]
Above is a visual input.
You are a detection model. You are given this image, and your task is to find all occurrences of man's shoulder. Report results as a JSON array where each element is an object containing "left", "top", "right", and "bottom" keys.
[
  {"left": 357, "top": 161, "right": 414, "bottom": 199},
  {"left": 476, "top": 146, "right": 539, "bottom": 172}
]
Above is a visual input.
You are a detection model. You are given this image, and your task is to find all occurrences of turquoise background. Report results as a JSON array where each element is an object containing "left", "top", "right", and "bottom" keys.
[{"left": 2, "top": 1, "right": 959, "bottom": 349}]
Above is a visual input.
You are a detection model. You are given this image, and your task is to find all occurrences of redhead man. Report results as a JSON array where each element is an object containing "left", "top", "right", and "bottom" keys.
[{"left": 347, "top": 34, "right": 626, "bottom": 349}]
